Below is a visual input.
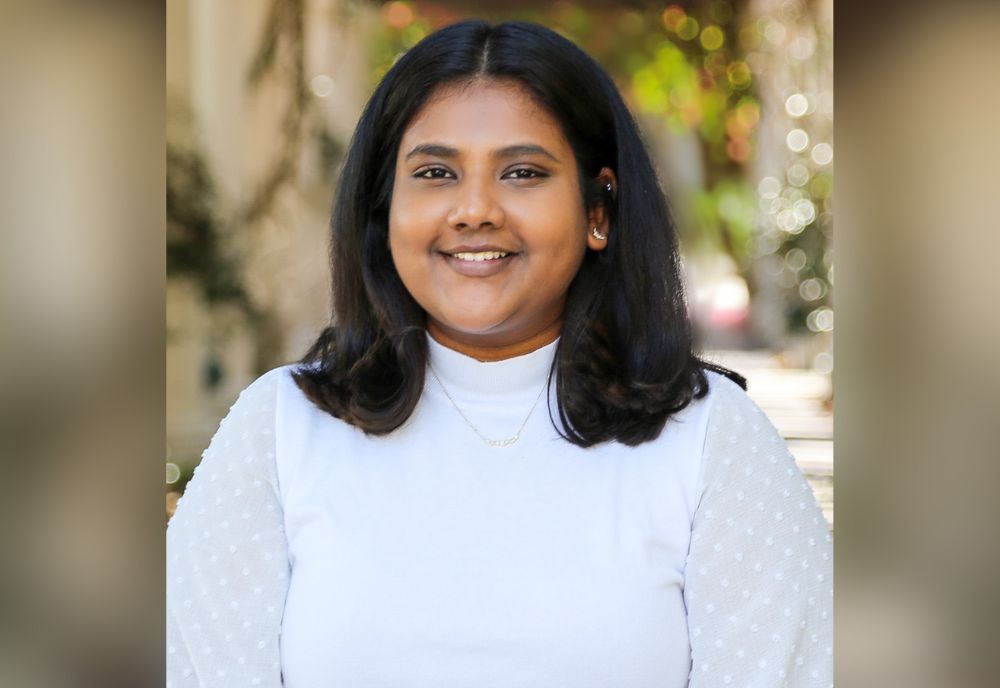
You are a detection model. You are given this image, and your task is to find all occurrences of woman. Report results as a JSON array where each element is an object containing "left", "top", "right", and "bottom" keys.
[{"left": 167, "top": 20, "right": 832, "bottom": 688}]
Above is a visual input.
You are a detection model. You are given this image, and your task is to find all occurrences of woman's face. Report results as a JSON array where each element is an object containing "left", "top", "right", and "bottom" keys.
[{"left": 389, "top": 79, "right": 607, "bottom": 351}]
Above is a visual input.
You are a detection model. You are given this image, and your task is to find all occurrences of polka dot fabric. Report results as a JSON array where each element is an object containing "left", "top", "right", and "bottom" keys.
[
  {"left": 685, "top": 377, "right": 833, "bottom": 688},
  {"left": 167, "top": 369, "right": 289, "bottom": 688}
]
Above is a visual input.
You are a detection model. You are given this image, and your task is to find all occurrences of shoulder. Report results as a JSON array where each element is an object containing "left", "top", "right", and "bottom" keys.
[
  {"left": 647, "top": 370, "right": 755, "bottom": 456},
  {"left": 223, "top": 365, "right": 310, "bottom": 421},
  {"left": 232, "top": 366, "right": 289, "bottom": 406},
  {"left": 170, "top": 371, "right": 293, "bottom": 536},
  {"left": 692, "top": 369, "right": 821, "bottom": 530},
  {"left": 695, "top": 369, "right": 795, "bottom": 488},
  {"left": 701, "top": 369, "right": 766, "bottom": 431},
  {"left": 194, "top": 367, "right": 295, "bottom": 479}
]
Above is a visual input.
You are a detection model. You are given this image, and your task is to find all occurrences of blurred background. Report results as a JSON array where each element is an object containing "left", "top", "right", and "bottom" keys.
[{"left": 166, "top": 0, "right": 836, "bottom": 524}]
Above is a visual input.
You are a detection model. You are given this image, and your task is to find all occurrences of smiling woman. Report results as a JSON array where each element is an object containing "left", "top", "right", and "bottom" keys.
[
  {"left": 167, "top": 19, "right": 833, "bottom": 688},
  {"left": 389, "top": 80, "right": 609, "bottom": 357},
  {"left": 290, "top": 18, "right": 729, "bottom": 445}
]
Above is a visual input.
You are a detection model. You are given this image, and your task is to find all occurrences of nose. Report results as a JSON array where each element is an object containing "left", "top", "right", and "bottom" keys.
[{"left": 446, "top": 174, "right": 505, "bottom": 231}]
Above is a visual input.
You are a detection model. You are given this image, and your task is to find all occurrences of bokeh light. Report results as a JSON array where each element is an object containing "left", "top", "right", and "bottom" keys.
[
  {"left": 799, "top": 277, "right": 826, "bottom": 301},
  {"left": 809, "top": 173, "right": 833, "bottom": 198},
  {"left": 726, "top": 113, "right": 750, "bottom": 139},
  {"left": 785, "top": 93, "right": 809, "bottom": 117},
  {"left": 384, "top": 1, "right": 413, "bottom": 30},
  {"left": 736, "top": 101, "right": 760, "bottom": 127},
  {"left": 812, "top": 142, "right": 833, "bottom": 165},
  {"left": 806, "top": 307, "right": 834, "bottom": 333},
  {"left": 812, "top": 352, "right": 833, "bottom": 374},
  {"left": 700, "top": 25, "right": 725, "bottom": 51},
  {"left": 787, "top": 163, "right": 810, "bottom": 187},
  {"left": 786, "top": 128, "right": 810, "bottom": 152},
  {"left": 793, "top": 198, "right": 817, "bottom": 224},
  {"left": 778, "top": 209, "right": 804, "bottom": 234},
  {"left": 310, "top": 75, "right": 334, "bottom": 98},
  {"left": 785, "top": 248, "right": 808, "bottom": 271},
  {"left": 788, "top": 36, "right": 815, "bottom": 61},
  {"left": 760, "top": 195, "right": 781, "bottom": 213},
  {"left": 763, "top": 19, "right": 787, "bottom": 45},
  {"left": 758, "top": 176, "right": 782, "bottom": 197},
  {"left": 727, "top": 61, "right": 751, "bottom": 87},
  {"left": 662, "top": 6, "right": 686, "bottom": 32},
  {"left": 726, "top": 137, "right": 751, "bottom": 162},
  {"left": 677, "top": 16, "right": 700, "bottom": 41}
]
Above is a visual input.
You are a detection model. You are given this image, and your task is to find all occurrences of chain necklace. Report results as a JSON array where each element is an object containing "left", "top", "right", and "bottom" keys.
[{"left": 428, "top": 364, "right": 550, "bottom": 447}]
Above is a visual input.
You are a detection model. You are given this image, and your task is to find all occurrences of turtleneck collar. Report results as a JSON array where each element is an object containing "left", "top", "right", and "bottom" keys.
[{"left": 426, "top": 334, "right": 558, "bottom": 402}]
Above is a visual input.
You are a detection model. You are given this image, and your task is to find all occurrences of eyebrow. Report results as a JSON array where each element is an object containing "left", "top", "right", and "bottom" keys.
[{"left": 404, "top": 143, "right": 560, "bottom": 162}]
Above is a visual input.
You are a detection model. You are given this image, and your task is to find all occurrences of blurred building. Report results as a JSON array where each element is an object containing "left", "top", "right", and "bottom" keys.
[{"left": 168, "top": 0, "right": 378, "bottom": 465}]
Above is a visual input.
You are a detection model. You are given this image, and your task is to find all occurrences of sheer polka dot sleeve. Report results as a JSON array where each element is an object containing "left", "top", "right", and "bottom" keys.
[
  {"left": 167, "top": 369, "right": 289, "bottom": 688},
  {"left": 685, "top": 377, "right": 833, "bottom": 688}
]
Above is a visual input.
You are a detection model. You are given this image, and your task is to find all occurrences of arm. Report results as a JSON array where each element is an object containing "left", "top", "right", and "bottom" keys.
[
  {"left": 167, "top": 369, "right": 290, "bottom": 687},
  {"left": 685, "top": 378, "right": 833, "bottom": 688}
]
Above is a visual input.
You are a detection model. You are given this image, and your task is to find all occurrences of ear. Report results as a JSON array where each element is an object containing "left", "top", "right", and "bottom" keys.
[{"left": 587, "top": 167, "right": 618, "bottom": 251}]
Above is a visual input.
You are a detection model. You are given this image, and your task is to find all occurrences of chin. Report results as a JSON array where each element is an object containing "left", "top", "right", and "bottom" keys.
[
  {"left": 433, "top": 312, "right": 513, "bottom": 338},
  {"left": 442, "top": 320, "right": 508, "bottom": 339}
]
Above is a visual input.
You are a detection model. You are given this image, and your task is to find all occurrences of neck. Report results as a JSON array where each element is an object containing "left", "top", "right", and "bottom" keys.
[{"left": 427, "top": 320, "right": 562, "bottom": 362}]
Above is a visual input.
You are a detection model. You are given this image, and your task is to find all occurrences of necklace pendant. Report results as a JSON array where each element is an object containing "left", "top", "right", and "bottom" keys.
[{"left": 428, "top": 364, "right": 548, "bottom": 448}]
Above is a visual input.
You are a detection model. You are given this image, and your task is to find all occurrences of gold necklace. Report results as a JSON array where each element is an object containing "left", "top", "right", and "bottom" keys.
[{"left": 428, "top": 364, "right": 550, "bottom": 447}]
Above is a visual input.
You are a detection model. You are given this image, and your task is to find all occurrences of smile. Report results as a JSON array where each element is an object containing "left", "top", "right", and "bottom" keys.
[
  {"left": 439, "top": 249, "right": 516, "bottom": 277},
  {"left": 450, "top": 251, "right": 510, "bottom": 261}
]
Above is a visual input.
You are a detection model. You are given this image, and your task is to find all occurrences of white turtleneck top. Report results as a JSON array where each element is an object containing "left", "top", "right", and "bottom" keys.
[{"left": 167, "top": 338, "right": 833, "bottom": 688}]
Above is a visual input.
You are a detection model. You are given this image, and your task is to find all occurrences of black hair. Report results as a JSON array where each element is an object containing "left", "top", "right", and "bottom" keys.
[{"left": 294, "top": 20, "right": 745, "bottom": 447}]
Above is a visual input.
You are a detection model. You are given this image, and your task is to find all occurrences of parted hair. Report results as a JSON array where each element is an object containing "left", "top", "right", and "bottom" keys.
[{"left": 294, "top": 20, "right": 744, "bottom": 447}]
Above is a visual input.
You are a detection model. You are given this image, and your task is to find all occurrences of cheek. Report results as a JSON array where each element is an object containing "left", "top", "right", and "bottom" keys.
[
  {"left": 529, "top": 208, "right": 589, "bottom": 266},
  {"left": 387, "top": 223, "right": 422, "bottom": 290},
  {"left": 525, "top": 235, "right": 588, "bottom": 301},
  {"left": 388, "top": 170, "right": 421, "bottom": 242},
  {"left": 388, "top": 189, "right": 445, "bottom": 252},
  {"left": 388, "top": 201, "right": 425, "bottom": 262},
  {"left": 388, "top": 208, "right": 437, "bottom": 306},
  {"left": 558, "top": 243, "right": 589, "bottom": 288}
]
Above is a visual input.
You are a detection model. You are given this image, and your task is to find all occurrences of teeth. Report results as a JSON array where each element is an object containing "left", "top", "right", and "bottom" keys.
[{"left": 452, "top": 251, "right": 509, "bottom": 261}]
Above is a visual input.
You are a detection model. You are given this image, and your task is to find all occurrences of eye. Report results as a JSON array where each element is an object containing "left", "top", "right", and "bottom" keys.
[
  {"left": 502, "top": 167, "right": 549, "bottom": 181},
  {"left": 413, "top": 166, "right": 455, "bottom": 180}
]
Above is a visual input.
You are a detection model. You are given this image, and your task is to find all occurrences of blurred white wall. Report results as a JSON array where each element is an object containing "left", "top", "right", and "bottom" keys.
[{"left": 167, "top": 0, "right": 375, "bottom": 465}]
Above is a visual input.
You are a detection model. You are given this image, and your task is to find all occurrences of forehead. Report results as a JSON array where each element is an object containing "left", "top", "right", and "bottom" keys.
[{"left": 400, "top": 79, "right": 570, "bottom": 152}]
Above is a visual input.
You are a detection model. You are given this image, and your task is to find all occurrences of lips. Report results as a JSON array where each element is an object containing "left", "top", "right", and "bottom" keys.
[
  {"left": 450, "top": 250, "right": 510, "bottom": 262},
  {"left": 439, "top": 247, "right": 517, "bottom": 276}
]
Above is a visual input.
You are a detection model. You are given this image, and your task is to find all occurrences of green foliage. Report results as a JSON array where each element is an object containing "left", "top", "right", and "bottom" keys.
[
  {"left": 166, "top": 144, "right": 250, "bottom": 308},
  {"left": 693, "top": 179, "right": 756, "bottom": 260}
]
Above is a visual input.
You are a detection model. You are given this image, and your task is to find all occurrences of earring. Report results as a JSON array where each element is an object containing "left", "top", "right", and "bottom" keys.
[
  {"left": 592, "top": 227, "right": 607, "bottom": 241},
  {"left": 606, "top": 183, "right": 613, "bottom": 192}
]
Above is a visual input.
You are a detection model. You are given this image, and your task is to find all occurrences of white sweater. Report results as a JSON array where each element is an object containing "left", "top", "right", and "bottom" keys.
[{"left": 167, "top": 338, "right": 832, "bottom": 687}]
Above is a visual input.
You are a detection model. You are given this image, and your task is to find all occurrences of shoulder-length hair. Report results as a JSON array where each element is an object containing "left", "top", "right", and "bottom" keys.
[{"left": 294, "top": 19, "right": 744, "bottom": 447}]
